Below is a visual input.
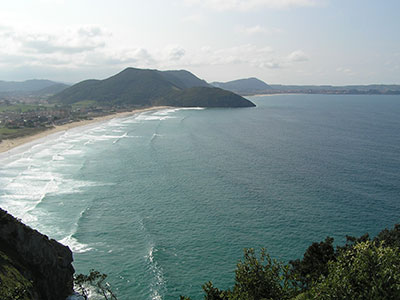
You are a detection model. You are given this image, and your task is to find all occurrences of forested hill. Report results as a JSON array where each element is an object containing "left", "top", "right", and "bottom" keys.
[
  {"left": 212, "top": 77, "right": 272, "bottom": 95},
  {"left": 51, "top": 68, "right": 255, "bottom": 108}
]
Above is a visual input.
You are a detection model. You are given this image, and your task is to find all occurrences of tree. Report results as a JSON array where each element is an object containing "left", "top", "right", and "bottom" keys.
[
  {"left": 289, "top": 237, "right": 335, "bottom": 291},
  {"left": 374, "top": 223, "right": 400, "bottom": 248},
  {"left": 74, "top": 270, "right": 118, "bottom": 300},
  {"left": 307, "top": 241, "right": 400, "bottom": 300},
  {"left": 199, "top": 249, "right": 296, "bottom": 300}
]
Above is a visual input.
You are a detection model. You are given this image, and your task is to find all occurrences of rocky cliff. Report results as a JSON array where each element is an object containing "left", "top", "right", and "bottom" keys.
[{"left": 0, "top": 208, "right": 74, "bottom": 300}]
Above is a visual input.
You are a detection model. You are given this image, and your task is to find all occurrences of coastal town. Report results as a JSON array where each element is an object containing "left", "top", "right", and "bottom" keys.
[{"left": 0, "top": 100, "right": 135, "bottom": 142}]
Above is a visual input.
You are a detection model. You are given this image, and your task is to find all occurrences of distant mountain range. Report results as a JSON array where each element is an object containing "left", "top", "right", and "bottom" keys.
[
  {"left": 212, "top": 78, "right": 400, "bottom": 96},
  {"left": 269, "top": 84, "right": 400, "bottom": 95},
  {"left": 211, "top": 78, "right": 272, "bottom": 95},
  {"left": 0, "top": 80, "right": 70, "bottom": 99},
  {"left": 0, "top": 79, "right": 68, "bottom": 93},
  {"left": 3, "top": 73, "right": 399, "bottom": 105},
  {"left": 51, "top": 68, "right": 256, "bottom": 108}
]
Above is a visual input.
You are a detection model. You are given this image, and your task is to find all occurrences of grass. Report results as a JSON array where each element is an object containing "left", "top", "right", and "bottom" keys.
[
  {"left": 0, "top": 126, "right": 49, "bottom": 141},
  {"left": 0, "top": 251, "right": 35, "bottom": 300},
  {"left": 71, "top": 100, "right": 97, "bottom": 108},
  {"left": 0, "top": 104, "right": 54, "bottom": 113}
]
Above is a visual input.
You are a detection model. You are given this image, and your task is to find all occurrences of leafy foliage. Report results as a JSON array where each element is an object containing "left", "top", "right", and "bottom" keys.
[
  {"left": 182, "top": 249, "right": 297, "bottom": 300},
  {"left": 289, "top": 237, "right": 335, "bottom": 290},
  {"left": 74, "top": 270, "right": 118, "bottom": 300},
  {"left": 307, "top": 241, "right": 400, "bottom": 299},
  {"left": 182, "top": 224, "right": 400, "bottom": 300},
  {"left": 374, "top": 223, "right": 400, "bottom": 248},
  {"left": 0, "top": 251, "right": 35, "bottom": 300}
]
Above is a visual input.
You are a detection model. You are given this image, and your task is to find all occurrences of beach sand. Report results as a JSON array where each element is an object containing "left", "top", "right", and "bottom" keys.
[{"left": 0, "top": 106, "right": 170, "bottom": 154}]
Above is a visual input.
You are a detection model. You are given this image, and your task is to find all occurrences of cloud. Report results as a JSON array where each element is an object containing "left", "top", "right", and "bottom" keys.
[
  {"left": 20, "top": 26, "right": 107, "bottom": 54},
  {"left": 203, "top": 44, "right": 275, "bottom": 66},
  {"left": 21, "top": 36, "right": 104, "bottom": 54},
  {"left": 0, "top": 21, "right": 310, "bottom": 82},
  {"left": 181, "top": 14, "right": 205, "bottom": 24},
  {"left": 166, "top": 46, "right": 186, "bottom": 61},
  {"left": 238, "top": 25, "right": 283, "bottom": 35},
  {"left": 175, "top": 45, "right": 310, "bottom": 70},
  {"left": 287, "top": 50, "right": 308, "bottom": 62},
  {"left": 259, "top": 61, "right": 282, "bottom": 69},
  {"left": 336, "top": 67, "right": 355, "bottom": 76},
  {"left": 78, "top": 48, "right": 157, "bottom": 68},
  {"left": 183, "top": 0, "right": 321, "bottom": 11},
  {"left": 0, "top": 24, "right": 113, "bottom": 67},
  {"left": 165, "top": 44, "right": 286, "bottom": 70},
  {"left": 78, "top": 25, "right": 108, "bottom": 38}
]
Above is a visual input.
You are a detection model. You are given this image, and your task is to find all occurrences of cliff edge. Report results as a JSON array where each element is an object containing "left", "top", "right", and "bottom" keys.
[{"left": 0, "top": 208, "right": 74, "bottom": 300}]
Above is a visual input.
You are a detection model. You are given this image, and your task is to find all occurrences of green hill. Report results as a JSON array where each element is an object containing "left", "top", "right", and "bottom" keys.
[
  {"left": 212, "top": 77, "right": 272, "bottom": 95},
  {"left": 51, "top": 68, "right": 255, "bottom": 108},
  {"left": 0, "top": 79, "right": 63, "bottom": 92},
  {"left": 161, "top": 86, "right": 255, "bottom": 107},
  {"left": 34, "top": 83, "right": 69, "bottom": 96}
]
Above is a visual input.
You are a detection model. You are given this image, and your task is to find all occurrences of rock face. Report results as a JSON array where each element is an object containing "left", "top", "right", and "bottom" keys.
[{"left": 0, "top": 208, "right": 74, "bottom": 300}]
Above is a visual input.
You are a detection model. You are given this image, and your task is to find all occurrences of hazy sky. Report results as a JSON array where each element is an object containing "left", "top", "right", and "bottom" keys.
[{"left": 1, "top": 0, "right": 399, "bottom": 84}]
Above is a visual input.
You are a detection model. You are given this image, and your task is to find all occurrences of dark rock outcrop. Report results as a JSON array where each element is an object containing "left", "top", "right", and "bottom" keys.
[{"left": 0, "top": 208, "right": 74, "bottom": 300}]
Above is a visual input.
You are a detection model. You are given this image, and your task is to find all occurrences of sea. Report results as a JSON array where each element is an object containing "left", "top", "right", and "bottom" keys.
[{"left": 0, "top": 94, "right": 399, "bottom": 300}]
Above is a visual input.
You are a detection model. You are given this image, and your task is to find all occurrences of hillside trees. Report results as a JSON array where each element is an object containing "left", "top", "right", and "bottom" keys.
[{"left": 182, "top": 224, "right": 400, "bottom": 300}]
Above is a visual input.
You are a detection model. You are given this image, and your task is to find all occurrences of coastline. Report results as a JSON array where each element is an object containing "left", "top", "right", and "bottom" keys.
[{"left": 0, "top": 106, "right": 170, "bottom": 154}]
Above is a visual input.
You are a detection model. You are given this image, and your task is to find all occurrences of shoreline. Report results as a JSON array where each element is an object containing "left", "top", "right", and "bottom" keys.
[{"left": 0, "top": 106, "right": 170, "bottom": 154}]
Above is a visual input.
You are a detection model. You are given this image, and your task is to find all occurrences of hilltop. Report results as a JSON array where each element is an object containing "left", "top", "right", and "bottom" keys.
[
  {"left": 0, "top": 79, "right": 65, "bottom": 93},
  {"left": 51, "top": 68, "right": 255, "bottom": 108},
  {"left": 212, "top": 77, "right": 272, "bottom": 95}
]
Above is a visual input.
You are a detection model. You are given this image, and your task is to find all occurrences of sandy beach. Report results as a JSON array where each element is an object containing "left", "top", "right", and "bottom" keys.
[{"left": 0, "top": 106, "right": 169, "bottom": 154}]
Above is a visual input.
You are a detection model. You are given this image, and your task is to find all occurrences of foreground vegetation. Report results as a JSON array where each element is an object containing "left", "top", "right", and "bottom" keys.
[
  {"left": 74, "top": 224, "right": 400, "bottom": 300},
  {"left": 179, "top": 224, "right": 400, "bottom": 300}
]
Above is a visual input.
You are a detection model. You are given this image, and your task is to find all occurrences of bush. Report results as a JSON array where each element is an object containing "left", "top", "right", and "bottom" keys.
[{"left": 308, "top": 241, "right": 400, "bottom": 299}]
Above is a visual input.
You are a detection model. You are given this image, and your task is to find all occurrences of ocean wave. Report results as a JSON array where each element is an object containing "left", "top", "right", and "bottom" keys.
[
  {"left": 52, "top": 154, "right": 65, "bottom": 161},
  {"left": 145, "top": 245, "right": 166, "bottom": 300},
  {"left": 136, "top": 115, "right": 173, "bottom": 121},
  {"left": 121, "top": 118, "right": 139, "bottom": 124},
  {"left": 61, "top": 149, "right": 84, "bottom": 156},
  {"left": 59, "top": 234, "right": 93, "bottom": 253},
  {"left": 113, "top": 132, "right": 128, "bottom": 144},
  {"left": 0, "top": 160, "right": 101, "bottom": 230},
  {"left": 150, "top": 133, "right": 162, "bottom": 144}
]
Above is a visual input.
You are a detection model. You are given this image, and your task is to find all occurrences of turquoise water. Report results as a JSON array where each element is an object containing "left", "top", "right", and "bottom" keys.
[{"left": 1, "top": 94, "right": 400, "bottom": 299}]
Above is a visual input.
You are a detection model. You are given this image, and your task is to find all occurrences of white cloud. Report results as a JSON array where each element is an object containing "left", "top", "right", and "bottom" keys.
[
  {"left": 208, "top": 44, "right": 275, "bottom": 66},
  {"left": 238, "top": 25, "right": 283, "bottom": 35},
  {"left": 1, "top": 25, "right": 108, "bottom": 55},
  {"left": 181, "top": 14, "right": 205, "bottom": 24},
  {"left": 287, "top": 50, "right": 308, "bottom": 62},
  {"left": 163, "top": 44, "right": 286, "bottom": 70},
  {"left": 0, "top": 21, "right": 310, "bottom": 82},
  {"left": 0, "top": 22, "right": 161, "bottom": 73},
  {"left": 166, "top": 46, "right": 186, "bottom": 61},
  {"left": 183, "top": 0, "right": 321, "bottom": 11},
  {"left": 336, "top": 67, "right": 355, "bottom": 76},
  {"left": 193, "top": 45, "right": 308, "bottom": 69}
]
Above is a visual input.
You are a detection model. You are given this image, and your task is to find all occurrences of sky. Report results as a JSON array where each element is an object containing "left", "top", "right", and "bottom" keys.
[{"left": 0, "top": 0, "right": 399, "bottom": 85}]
